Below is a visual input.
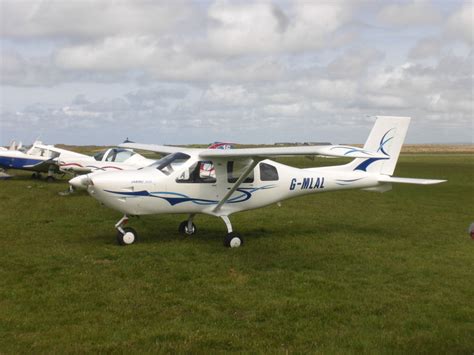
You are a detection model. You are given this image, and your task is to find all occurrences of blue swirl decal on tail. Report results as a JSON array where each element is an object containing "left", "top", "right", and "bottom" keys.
[
  {"left": 378, "top": 129, "right": 395, "bottom": 156},
  {"left": 353, "top": 128, "right": 394, "bottom": 172}
]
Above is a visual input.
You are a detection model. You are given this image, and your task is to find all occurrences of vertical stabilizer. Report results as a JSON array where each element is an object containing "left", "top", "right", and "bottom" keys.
[{"left": 347, "top": 116, "right": 410, "bottom": 175}]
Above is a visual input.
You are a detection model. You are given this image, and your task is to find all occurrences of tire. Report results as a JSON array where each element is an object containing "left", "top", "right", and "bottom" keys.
[
  {"left": 178, "top": 221, "right": 197, "bottom": 235},
  {"left": 224, "top": 232, "right": 243, "bottom": 248},
  {"left": 46, "top": 176, "right": 55, "bottom": 183},
  {"left": 117, "top": 227, "right": 138, "bottom": 246}
]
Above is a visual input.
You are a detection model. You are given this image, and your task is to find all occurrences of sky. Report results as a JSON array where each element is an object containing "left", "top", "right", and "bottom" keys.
[{"left": 0, "top": 0, "right": 472, "bottom": 146}]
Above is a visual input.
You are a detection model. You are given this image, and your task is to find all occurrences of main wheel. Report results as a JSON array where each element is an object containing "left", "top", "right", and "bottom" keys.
[
  {"left": 178, "top": 221, "right": 197, "bottom": 235},
  {"left": 117, "top": 227, "right": 138, "bottom": 246},
  {"left": 224, "top": 232, "right": 243, "bottom": 248},
  {"left": 46, "top": 176, "right": 55, "bottom": 183}
]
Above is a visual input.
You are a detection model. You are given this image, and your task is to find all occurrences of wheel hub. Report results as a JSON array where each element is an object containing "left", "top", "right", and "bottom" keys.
[
  {"left": 123, "top": 232, "right": 135, "bottom": 244},
  {"left": 229, "top": 237, "right": 241, "bottom": 248}
]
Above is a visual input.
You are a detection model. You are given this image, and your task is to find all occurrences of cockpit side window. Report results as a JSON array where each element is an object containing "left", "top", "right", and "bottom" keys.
[
  {"left": 152, "top": 152, "right": 190, "bottom": 175},
  {"left": 176, "top": 161, "right": 216, "bottom": 183},
  {"left": 260, "top": 162, "right": 279, "bottom": 181},
  {"left": 227, "top": 161, "right": 254, "bottom": 183}
]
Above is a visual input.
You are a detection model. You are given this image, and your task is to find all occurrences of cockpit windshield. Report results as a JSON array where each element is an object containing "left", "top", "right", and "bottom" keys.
[
  {"left": 94, "top": 151, "right": 106, "bottom": 161},
  {"left": 93, "top": 148, "right": 136, "bottom": 162},
  {"left": 151, "top": 152, "right": 190, "bottom": 175},
  {"left": 106, "top": 149, "right": 135, "bottom": 162}
]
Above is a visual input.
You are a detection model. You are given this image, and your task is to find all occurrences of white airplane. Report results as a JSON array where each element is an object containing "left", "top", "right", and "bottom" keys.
[
  {"left": 0, "top": 141, "right": 83, "bottom": 180},
  {"left": 59, "top": 147, "right": 156, "bottom": 190},
  {"left": 72, "top": 116, "right": 445, "bottom": 248},
  {"left": 0, "top": 141, "right": 154, "bottom": 182},
  {"left": 59, "top": 147, "right": 155, "bottom": 176}
]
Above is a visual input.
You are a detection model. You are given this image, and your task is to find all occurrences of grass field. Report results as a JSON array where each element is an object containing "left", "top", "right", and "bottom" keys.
[{"left": 0, "top": 153, "right": 473, "bottom": 352}]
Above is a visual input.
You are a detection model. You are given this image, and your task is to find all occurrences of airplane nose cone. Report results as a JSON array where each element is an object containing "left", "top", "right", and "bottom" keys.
[
  {"left": 69, "top": 174, "right": 93, "bottom": 190},
  {"left": 87, "top": 171, "right": 133, "bottom": 194}
]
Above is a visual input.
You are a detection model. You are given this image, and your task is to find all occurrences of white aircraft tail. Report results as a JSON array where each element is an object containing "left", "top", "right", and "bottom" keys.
[{"left": 345, "top": 116, "right": 410, "bottom": 175}]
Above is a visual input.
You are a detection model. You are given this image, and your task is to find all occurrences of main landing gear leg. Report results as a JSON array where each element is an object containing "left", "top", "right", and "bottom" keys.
[
  {"left": 221, "top": 216, "right": 243, "bottom": 248},
  {"left": 46, "top": 166, "right": 56, "bottom": 183},
  {"left": 115, "top": 215, "right": 138, "bottom": 246},
  {"left": 179, "top": 214, "right": 197, "bottom": 235}
]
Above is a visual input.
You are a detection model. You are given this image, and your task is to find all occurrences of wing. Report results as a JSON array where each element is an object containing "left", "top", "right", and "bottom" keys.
[
  {"left": 23, "top": 159, "right": 59, "bottom": 172},
  {"left": 199, "top": 145, "right": 388, "bottom": 160},
  {"left": 119, "top": 143, "right": 200, "bottom": 155}
]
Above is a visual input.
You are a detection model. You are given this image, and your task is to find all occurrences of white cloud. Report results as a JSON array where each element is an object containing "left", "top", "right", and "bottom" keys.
[
  {"left": 309, "top": 79, "right": 358, "bottom": 101},
  {"left": 55, "top": 36, "right": 159, "bottom": 71},
  {"left": 1, "top": 0, "right": 193, "bottom": 38},
  {"left": 207, "top": 0, "right": 354, "bottom": 55},
  {"left": 202, "top": 85, "right": 257, "bottom": 107},
  {"left": 326, "top": 47, "right": 384, "bottom": 79},
  {"left": 263, "top": 103, "right": 305, "bottom": 117},
  {"left": 61, "top": 106, "right": 101, "bottom": 118},
  {"left": 445, "top": 3, "right": 474, "bottom": 44},
  {"left": 1, "top": 1, "right": 472, "bottom": 144},
  {"left": 376, "top": 0, "right": 442, "bottom": 27},
  {"left": 0, "top": 50, "right": 65, "bottom": 87},
  {"left": 207, "top": 2, "right": 283, "bottom": 55},
  {"left": 408, "top": 37, "right": 443, "bottom": 59}
]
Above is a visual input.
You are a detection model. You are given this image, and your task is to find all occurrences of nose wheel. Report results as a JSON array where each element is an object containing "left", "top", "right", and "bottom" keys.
[
  {"left": 221, "top": 216, "right": 243, "bottom": 248},
  {"left": 115, "top": 215, "right": 138, "bottom": 246},
  {"left": 224, "top": 232, "right": 243, "bottom": 248},
  {"left": 117, "top": 227, "right": 138, "bottom": 245}
]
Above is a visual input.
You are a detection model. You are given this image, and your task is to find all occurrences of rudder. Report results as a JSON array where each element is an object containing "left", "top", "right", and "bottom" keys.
[{"left": 347, "top": 116, "right": 411, "bottom": 175}]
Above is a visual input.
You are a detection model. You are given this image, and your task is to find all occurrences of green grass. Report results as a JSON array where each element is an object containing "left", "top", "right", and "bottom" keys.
[{"left": 0, "top": 154, "right": 473, "bottom": 352}]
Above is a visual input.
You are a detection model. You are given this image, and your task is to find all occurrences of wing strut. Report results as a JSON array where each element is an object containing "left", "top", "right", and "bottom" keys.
[{"left": 213, "top": 159, "right": 260, "bottom": 213}]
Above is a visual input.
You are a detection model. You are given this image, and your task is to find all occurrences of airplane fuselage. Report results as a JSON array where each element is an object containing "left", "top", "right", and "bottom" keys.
[
  {"left": 86, "top": 157, "right": 381, "bottom": 217},
  {"left": 0, "top": 150, "right": 49, "bottom": 172}
]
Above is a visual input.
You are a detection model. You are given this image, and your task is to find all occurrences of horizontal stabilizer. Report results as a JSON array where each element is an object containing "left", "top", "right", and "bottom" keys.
[{"left": 378, "top": 176, "right": 446, "bottom": 185}]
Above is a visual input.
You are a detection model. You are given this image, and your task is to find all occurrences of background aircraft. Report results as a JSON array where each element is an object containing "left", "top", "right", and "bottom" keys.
[
  {"left": 0, "top": 141, "right": 83, "bottom": 181},
  {"left": 58, "top": 147, "right": 155, "bottom": 176},
  {"left": 64, "top": 147, "right": 156, "bottom": 190},
  {"left": 72, "top": 116, "right": 445, "bottom": 248},
  {"left": 67, "top": 143, "right": 232, "bottom": 189},
  {"left": 0, "top": 141, "right": 154, "bottom": 183}
]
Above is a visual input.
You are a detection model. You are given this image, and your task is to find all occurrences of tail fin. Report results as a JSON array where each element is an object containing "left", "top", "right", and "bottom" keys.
[{"left": 346, "top": 116, "right": 410, "bottom": 175}]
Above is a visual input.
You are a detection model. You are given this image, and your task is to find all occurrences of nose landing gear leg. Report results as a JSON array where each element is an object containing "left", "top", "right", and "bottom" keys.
[
  {"left": 221, "top": 215, "right": 243, "bottom": 248},
  {"left": 115, "top": 215, "right": 138, "bottom": 245}
]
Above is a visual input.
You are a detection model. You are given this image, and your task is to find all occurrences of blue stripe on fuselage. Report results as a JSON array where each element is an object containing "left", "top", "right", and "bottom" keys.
[{"left": 0, "top": 156, "right": 44, "bottom": 169}]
